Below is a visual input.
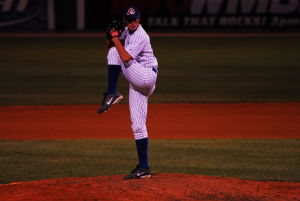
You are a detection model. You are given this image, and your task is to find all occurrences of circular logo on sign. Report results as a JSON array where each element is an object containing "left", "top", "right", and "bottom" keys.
[{"left": 127, "top": 8, "right": 135, "bottom": 15}]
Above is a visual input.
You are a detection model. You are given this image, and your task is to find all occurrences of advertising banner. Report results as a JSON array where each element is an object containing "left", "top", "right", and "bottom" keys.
[
  {"left": 0, "top": 0, "right": 299, "bottom": 32},
  {"left": 0, "top": 0, "right": 48, "bottom": 31},
  {"left": 111, "top": 0, "right": 300, "bottom": 31}
]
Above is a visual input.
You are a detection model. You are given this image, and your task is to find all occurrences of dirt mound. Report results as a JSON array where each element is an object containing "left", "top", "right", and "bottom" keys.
[{"left": 0, "top": 174, "right": 299, "bottom": 201}]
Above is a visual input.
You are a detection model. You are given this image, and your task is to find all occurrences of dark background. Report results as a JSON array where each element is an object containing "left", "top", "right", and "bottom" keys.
[{"left": 1, "top": 0, "right": 300, "bottom": 32}]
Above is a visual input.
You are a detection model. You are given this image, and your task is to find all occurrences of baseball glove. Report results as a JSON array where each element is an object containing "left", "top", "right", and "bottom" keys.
[{"left": 106, "top": 19, "right": 125, "bottom": 41}]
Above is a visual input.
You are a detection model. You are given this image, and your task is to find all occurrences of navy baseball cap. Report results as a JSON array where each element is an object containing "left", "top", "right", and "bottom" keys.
[{"left": 123, "top": 6, "right": 141, "bottom": 21}]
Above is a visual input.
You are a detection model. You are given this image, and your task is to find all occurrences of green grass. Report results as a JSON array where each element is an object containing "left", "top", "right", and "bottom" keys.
[
  {"left": 0, "top": 139, "right": 299, "bottom": 184},
  {"left": 0, "top": 36, "right": 300, "bottom": 105}
]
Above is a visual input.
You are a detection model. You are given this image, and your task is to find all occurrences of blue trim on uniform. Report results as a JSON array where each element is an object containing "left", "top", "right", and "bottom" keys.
[
  {"left": 152, "top": 67, "right": 158, "bottom": 73},
  {"left": 135, "top": 138, "right": 149, "bottom": 169},
  {"left": 107, "top": 65, "right": 121, "bottom": 94}
]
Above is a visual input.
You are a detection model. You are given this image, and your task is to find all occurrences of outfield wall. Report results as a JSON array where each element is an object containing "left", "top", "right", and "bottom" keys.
[{"left": 0, "top": 0, "right": 300, "bottom": 32}]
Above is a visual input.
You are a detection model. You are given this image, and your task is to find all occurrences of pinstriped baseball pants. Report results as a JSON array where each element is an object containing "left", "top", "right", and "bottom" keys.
[{"left": 107, "top": 47, "right": 157, "bottom": 140}]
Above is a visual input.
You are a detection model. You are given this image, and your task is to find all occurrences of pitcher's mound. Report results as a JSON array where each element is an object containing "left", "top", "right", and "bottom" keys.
[{"left": 0, "top": 174, "right": 299, "bottom": 201}]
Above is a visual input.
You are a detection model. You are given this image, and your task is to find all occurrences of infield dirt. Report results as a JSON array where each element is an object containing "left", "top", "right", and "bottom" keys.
[
  {"left": 0, "top": 103, "right": 300, "bottom": 200},
  {"left": 1, "top": 103, "right": 300, "bottom": 140},
  {"left": 0, "top": 174, "right": 300, "bottom": 201}
]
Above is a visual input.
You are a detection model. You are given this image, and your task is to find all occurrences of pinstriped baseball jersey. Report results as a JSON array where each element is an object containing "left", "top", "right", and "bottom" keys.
[
  {"left": 107, "top": 25, "right": 158, "bottom": 68},
  {"left": 122, "top": 25, "right": 158, "bottom": 68},
  {"left": 106, "top": 24, "right": 158, "bottom": 140}
]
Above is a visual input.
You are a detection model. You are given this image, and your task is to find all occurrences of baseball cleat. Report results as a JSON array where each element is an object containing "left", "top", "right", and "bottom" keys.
[
  {"left": 124, "top": 165, "right": 151, "bottom": 180},
  {"left": 97, "top": 92, "right": 123, "bottom": 114}
]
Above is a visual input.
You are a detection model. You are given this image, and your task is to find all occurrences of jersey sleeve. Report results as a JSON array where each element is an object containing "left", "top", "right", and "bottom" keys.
[{"left": 125, "top": 33, "right": 148, "bottom": 59}]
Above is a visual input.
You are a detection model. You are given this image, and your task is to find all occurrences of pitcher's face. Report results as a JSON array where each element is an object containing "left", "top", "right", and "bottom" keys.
[{"left": 125, "top": 18, "right": 140, "bottom": 32}]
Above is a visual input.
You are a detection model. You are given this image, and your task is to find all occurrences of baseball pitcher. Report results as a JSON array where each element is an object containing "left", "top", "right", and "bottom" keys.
[{"left": 98, "top": 6, "right": 158, "bottom": 180}]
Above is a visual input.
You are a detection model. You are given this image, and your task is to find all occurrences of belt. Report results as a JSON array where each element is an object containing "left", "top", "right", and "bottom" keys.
[{"left": 152, "top": 67, "right": 158, "bottom": 73}]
